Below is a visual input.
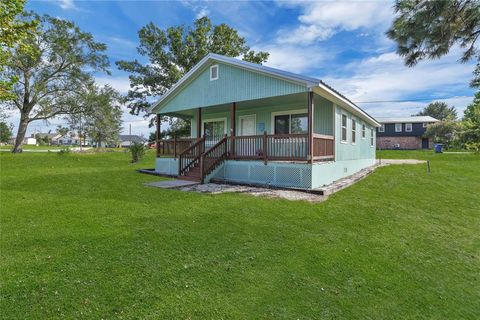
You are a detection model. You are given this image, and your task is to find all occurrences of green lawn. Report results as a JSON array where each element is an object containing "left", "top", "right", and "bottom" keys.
[{"left": 1, "top": 150, "right": 479, "bottom": 319}]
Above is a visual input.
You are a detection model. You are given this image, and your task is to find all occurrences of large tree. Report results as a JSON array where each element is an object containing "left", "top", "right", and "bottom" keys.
[
  {"left": 2, "top": 14, "right": 109, "bottom": 153},
  {"left": 461, "top": 91, "right": 480, "bottom": 143},
  {"left": 387, "top": 0, "right": 480, "bottom": 87},
  {"left": 66, "top": 83, "right": 123, "bottom": 148},
  {"left": 116, "top": 16, "right": 269, "bottom": 124},
  {"left": 0, "top": 121, "right": 13, "bottom": 143},
  {"left": 0, "top": 0, "right": 37, "bottom": 101},
  {"left": 415, "top": 101, "right": 458, "bottom": 120}
]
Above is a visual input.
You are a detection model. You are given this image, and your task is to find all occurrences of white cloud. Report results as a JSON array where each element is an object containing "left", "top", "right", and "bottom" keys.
[
  {"left": 58, "top": 0, "right": 76, "bottom": 10},
  {"left": 196, "top": 7, "right": 210, "bottom": 19},
  {"left": 319, "top": 49, "right": 475, "bottom": 118},
  {"left": 278, "top": 0, "right": 393, "bottom": 44},
  {"left": 257, "top": 44, "right": 329, "bottom": 73},
  {"left": 95, "top": 76, "right": 132, "bottom": 94}
]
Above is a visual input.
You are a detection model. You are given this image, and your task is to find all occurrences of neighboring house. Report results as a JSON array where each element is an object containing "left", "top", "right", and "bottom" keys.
[
  {"left": 376, "top": 116, "right": 439, "bottom": 150},
  {"left": 24, "top": 137, "right": 36, "bottom": 145},
  {"left": 52, "top": 133, "right": 81, "bottom": 146},
  {"left": 150, "top": 53, "right": 380, "bottom": 189},
  {"left": 118, "top": 135, "right": 146, "bottom": 147},
  {"left": 35, "top": 133, "right": 61, "bottom": 144}
]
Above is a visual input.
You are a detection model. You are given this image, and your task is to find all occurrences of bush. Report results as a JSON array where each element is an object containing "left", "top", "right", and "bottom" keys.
[
  {"left": 465, "top": 142, "right": 480, "bottom": 154},
  {"left": 129, "top": 142, "right": 145, "bottom": 163},
  {"left": 58, "top": 146, "right": 70, "bottom": 155}
]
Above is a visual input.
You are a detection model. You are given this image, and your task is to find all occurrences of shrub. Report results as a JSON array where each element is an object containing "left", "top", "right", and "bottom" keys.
[
  {"left": 58, "top": 146, "right": 70, "bottom": 155},
  {"left": 465, "top": 142, "right": 480, "bottom": 154},
  {"left": 129, "top": 142, "right": 145, "bottom": 163}
]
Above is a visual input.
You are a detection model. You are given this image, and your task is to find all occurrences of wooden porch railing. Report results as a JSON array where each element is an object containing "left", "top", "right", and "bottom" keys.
[
  {"left": 200, "top": 135, "right": 229, "bottom": 183},
  {"left": 178, "top": 137, "right": 205, "bottom": 176},
  {"left": 157, "top": 138, "right": 197, "bottom": 157},
  {"left": 312, "top": 134, "right": 334, "bottom": 160},
  {"left": 230, "top": 132, "right": 334, "bottom": 162}
]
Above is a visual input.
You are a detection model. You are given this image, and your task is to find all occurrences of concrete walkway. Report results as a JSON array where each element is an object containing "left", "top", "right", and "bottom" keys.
[{"left": 145, "top": 179, "right": 199, "bottom": 189}]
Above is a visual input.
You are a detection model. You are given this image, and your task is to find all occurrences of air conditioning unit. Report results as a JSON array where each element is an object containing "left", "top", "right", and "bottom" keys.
[{"left": 394, "top": 143, "right": 400, "bottom": 149}]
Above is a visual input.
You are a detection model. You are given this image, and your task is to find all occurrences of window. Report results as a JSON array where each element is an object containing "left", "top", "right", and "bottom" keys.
[
  {"left": 210, "top": 64, "right": 218, "bottom": 80},
  {"left": 341, "top": 114, "right": 347, "bottom": 142},
  {"left": 395, "top": 123, "right": 402, "bottom": 132},
  {"left": 423, "top": 122, "right": 428, "bottom": 128},
  {"left": 351, "top": 118, "right": 356, "bottom": 144},
  {"left": 370, "top": 129, "right": 374, "bottom": 147},
  {"left": 203, "top": 118, "right": 226, "bottom": 138},
  {"left": 362, "top": 124, "right": 366, "bottom": 139},
  {"left": 405, "top": 123, "right": 412, "bottom": 132},
  {"left": 273, "top": 111, "right": 308, "bottom": 134},
  {"left": 378, "top": 124, "right": 385, "bottom": 132}
]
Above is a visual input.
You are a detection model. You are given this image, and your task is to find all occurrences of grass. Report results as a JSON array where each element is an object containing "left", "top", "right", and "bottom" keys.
[{"left": 1, "top": 150, "right": 479, "bottom": 319}]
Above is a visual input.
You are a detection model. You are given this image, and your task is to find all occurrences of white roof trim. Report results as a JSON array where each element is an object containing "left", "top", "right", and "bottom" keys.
[{"left": 149, "top": 53, "right": 379, "bottom": 127}]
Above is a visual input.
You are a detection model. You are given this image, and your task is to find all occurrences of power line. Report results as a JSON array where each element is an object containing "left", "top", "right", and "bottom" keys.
[{"left": 354, "top": 97, "right": 464, "bottom": 104}]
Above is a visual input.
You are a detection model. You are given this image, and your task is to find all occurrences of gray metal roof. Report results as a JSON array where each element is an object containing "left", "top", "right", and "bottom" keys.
[
  {"left": 150, "top": 53, "right": 380, "bottom": 126},
  {"left": 376, "top": 116, "right": 439, "bottom": 124}
]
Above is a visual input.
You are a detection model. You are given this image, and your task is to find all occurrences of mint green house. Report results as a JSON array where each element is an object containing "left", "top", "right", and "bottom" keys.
[{"left": 150, "top": 53, "right": 379, "bottom": 189}]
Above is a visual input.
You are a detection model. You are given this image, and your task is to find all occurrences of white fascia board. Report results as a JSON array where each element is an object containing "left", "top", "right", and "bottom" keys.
[{"left": 313, "top": 84, "right": 380, "bottom": 127}]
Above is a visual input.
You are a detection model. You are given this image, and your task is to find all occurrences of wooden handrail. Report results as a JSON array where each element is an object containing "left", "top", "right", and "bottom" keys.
[
  {"left": 178, "top": 137, "right": 205, "bottom": 176},
  {"left": 200, "top": 135, "right": 228, "bottom": 183}
]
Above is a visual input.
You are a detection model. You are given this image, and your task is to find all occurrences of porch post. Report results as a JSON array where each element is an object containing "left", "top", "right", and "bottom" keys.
[
  {"left": 308, "top": 90, "right": 314, "bottom": 164},
  {"left": 156, "top": 114, "right": 160, "bottom": 157},
  {"left": 196, "top": 107, "right": 202, "bottom": 139},
  {"left": 230, "top": 102, "right": 236, "bottom": 158}
]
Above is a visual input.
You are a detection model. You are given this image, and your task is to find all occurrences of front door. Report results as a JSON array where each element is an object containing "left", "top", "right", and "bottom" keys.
[
  {"left": 239, "top": 115, "right": 256, "bottom": 136},
  {"left": 422, "top": 138, "right": 429, "bottom": 149}
]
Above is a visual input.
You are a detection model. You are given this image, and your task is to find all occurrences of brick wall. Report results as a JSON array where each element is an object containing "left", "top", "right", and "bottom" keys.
[{"left": 377, "top": 136, "right": 423, "bottom": 149}]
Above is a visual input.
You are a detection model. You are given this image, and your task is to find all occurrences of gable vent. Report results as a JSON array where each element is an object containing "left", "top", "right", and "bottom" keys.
[{"left": 210, "top": 64, "right": 218, "bottom": 80}]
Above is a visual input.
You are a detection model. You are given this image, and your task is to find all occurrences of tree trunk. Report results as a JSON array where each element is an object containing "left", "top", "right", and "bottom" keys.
[{"left": 12, "top": 115, "right": 29, "bottom": 153}]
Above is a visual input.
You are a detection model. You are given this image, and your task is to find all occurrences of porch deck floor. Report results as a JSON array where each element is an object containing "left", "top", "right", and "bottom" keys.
[{"left": 144, "top": 179, "right": 199, "bottom": 189}]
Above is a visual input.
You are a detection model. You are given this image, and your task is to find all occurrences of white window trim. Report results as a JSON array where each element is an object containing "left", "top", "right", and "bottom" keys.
[
  {"left": 378, "top": 124, "right": 385, "bottom": 132},
  {"left": 405, "top": 123, "right": 413, "bottom": 132},
  {"left": 340, "top": 113, "right": 348, "bottom": 144},
  {"left": 423, "top": 122, "right": 428, "bottom": 128},
  {"left": 201, "top": 117, "right": 227, "bottom": 135},
  {"left": 210, "top": 64, "right": 218, "bottom": 81},
  {"left": 362, "top": 124, "right": 366, "bottom": 139},
  {"left": 270, "top": 109, "right": 308, "bottom": 134},
  {"left": 351, "top": 118, "right": 356, "bottom": 145},
  {"left": 370, "top": 129, "right": 374, "bottom": 147},
  {"left": 395, "top": 123, "right": 402, "bottom": 132},
  {"left": 237, "top": 114, "right": 256, "bottom": 136}
]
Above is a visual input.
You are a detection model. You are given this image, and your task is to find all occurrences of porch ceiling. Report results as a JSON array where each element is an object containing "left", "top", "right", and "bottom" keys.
[{"left": 160, "top": 92, "right": 308, "bottom": 118}]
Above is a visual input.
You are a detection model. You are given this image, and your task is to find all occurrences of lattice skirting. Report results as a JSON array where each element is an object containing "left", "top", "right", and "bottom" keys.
[{"left": 155, "top": 157, "right": 376, "bottom": 190}]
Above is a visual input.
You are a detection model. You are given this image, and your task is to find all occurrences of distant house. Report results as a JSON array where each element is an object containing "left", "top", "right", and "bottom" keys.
[
  {"left": 24, "top": 137, "right": 37, "bottom": 145},
  {"left": 376, "top": 116, "right": 439, "bottom": 149},
  {"left": 52, "top": 133, "right": 81, "bottom": 146},
  {"left": 118, "top": 135, "right": 146, "bottom": 147},
  {"left": 35, "top": 133, "right": 61, "bottom": 144},
  {"left": 150, "top": 53, "right": 380, "bottom": 189}
]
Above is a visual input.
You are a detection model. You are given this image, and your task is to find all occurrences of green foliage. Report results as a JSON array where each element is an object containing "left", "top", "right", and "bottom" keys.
[
  {"left": 460, "top": 91, "right": 480, "bottom": 143},
  {"left": 1, "top": 151, "right": 479, "bottom": 318},
  {"left": 116, "top": 16, "right": 269, "bottom": 118},
  {"left": 3, "top": 13, "right": 109, "bottom": 152},
  {"left": 129, "top": 141, "right": 146, "bottom": 163},
  {"left": 465, "top": 141, "right": 480, "bottom": 153},
  {"left": 387, "top": 0, "right": 480, "bottom": 87},
  {"left": 424, "top": 120, "right": 460, "bottom": 148},
  {"left": 66, "top": 83, "right": 122, "bottom": 147},
  {"left": 57, "top": 146, "right": 70, "bottom": 155},
  {"left": 0, "top": 121, "right": 13, "bottom": 143},
  {"left": 0, "top": 0, "right": 37, "bottom": 101},
  {"left": 415, "top": 101, "right": 457, "bottom": 120}
]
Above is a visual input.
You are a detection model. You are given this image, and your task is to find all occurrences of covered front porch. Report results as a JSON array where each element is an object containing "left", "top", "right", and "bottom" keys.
[{"left": 155, "top": 91, "right": 335, "bottom": 182}]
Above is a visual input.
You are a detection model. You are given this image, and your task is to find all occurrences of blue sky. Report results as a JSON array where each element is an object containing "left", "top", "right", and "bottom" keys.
[{"left": 15, "top": 0, "right": 477, "bottom": 137}]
